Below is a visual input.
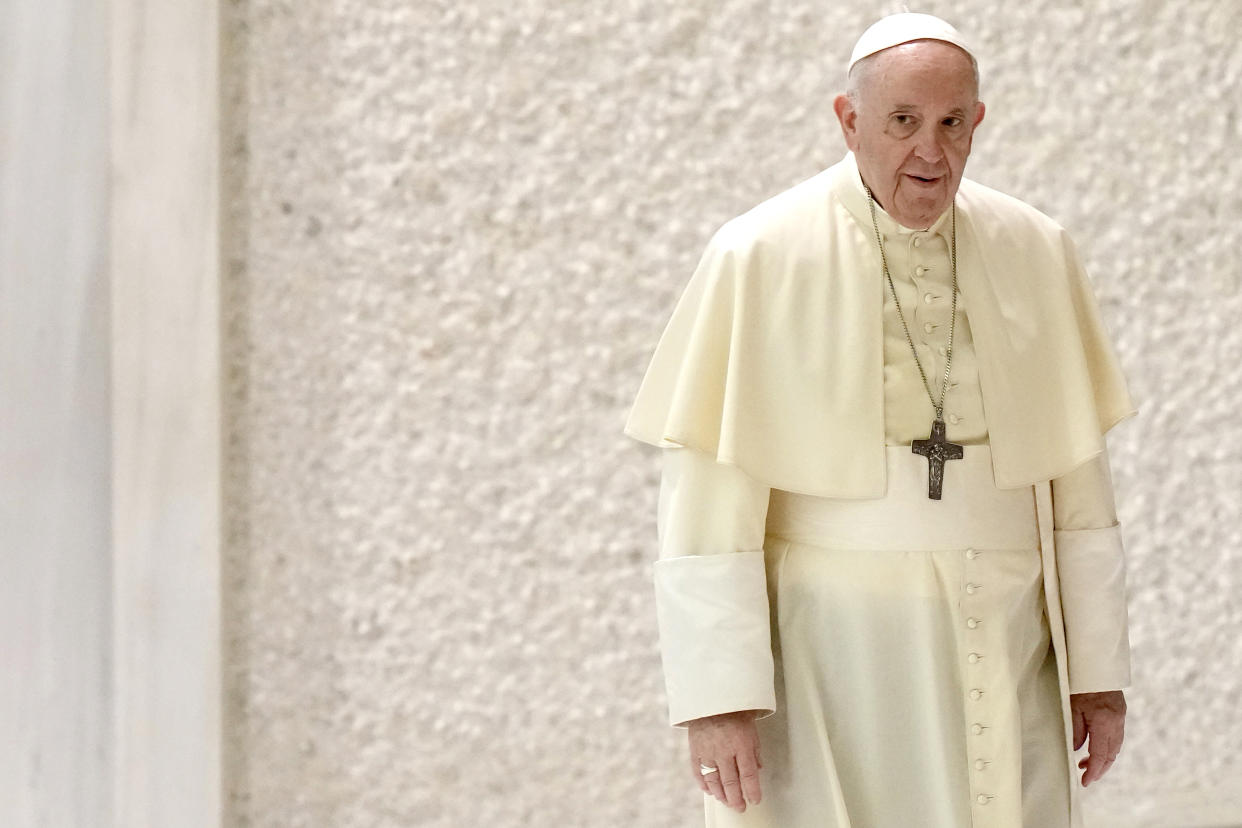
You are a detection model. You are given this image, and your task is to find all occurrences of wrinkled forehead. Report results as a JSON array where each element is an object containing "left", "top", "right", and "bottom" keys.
[
  {"left": 865, "top": 39, "right": 977, "bottom": 79},
  {"left": 851, "top": 40, "right": 981, "bottom": 104}
]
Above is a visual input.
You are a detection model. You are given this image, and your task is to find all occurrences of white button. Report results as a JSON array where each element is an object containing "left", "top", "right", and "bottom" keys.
[
  {"left": 971, "top": 723, "right": 985, "bottom": 735},
  {"left": 965, "top": 548, "right": 978, "bottom": 559},
  {"left": 916, "top": 266, "right": 927, "bottom": 276},
  {"left": 970, "top": 689, "right": 983, "bottom": 700},
  {"left": 977, "top": 794, "right": 990, "bottom": 805},
  {"left": 949, "top": 414, "right": 960, "bottom": 424},
  {"left": 967, "top": 652, "right": 982, "bottom": 663},
  {"left": 966, "top": 582, "right": 979, "bottom": 594},
  {"left": 924, "top": 292, "right": 935, "bottom": 303},
  {"left": 924, "top": 322, "right": 935, "bottom": 333},
  {"left": 975, "top": 759, "right": 988, "bottom": 770},
  {"left": 967, "top": 617, "right": 980, "bottom": 629},
  {"left": 913, "top": 237, "right": 922, "bottom": 247},
  {"left": 938, "top": 345, "right": 947, "bottom": 355}
]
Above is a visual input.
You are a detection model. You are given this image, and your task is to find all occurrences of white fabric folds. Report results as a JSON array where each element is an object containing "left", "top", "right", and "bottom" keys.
[
  {"left": 653, "top": 550, "right": 776, "bottom": 728},
  {"left": 1055, "top": 523, "right": 1133, "bottom": 693},
  {"left": 623, "top": 152, "right": 1138, "bottom": 498}
]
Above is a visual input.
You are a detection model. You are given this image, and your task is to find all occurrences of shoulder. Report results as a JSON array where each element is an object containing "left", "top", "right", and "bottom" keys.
[
  {"left": 955, "top": 176, "right": 1069, "bottom": 242},
  {"left": 708, "top": 165, "right": 837, "bottom": 255}
]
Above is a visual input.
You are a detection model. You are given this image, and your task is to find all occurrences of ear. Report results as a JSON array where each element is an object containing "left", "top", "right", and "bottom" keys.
[
  {"left": 833, "top": 93, "right": 860, "bottom": 151},
  {"left": 972, "top": 100, "right": 986, "bottom": 129}
]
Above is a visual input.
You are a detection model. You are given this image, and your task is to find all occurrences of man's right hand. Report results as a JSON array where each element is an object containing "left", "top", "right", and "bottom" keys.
[{"left": 687, "top": 709, "right": 763, "bottom": 813}]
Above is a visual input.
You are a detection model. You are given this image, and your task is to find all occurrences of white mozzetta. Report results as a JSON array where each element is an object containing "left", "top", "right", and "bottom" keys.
[{"left": 624, "top": 153, "right": 1137, "bottom": 498}]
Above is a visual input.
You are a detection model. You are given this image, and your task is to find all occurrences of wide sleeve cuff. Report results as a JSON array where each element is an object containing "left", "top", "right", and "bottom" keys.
[
  {"left": 653, "top": 549, "right": 776, "bottom": 728},
  {"left": 1055, "top": 523, "right": 1133, "bottom": 693}
]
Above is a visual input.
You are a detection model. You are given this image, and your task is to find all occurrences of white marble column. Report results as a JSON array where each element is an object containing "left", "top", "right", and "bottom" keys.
[
  {"left": 0, "top": 2, "right": 113, "bottom": 825},
  {"left": 110, "top": 0, "right": 222, "bottom": 826},
  {"left": 0, "top": 0, "right": 221, "bottom": 825}
]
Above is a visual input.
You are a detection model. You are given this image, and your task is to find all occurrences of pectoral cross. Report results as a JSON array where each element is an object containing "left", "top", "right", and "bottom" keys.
[{"left": 911, "top": 418, "right": 963, "bottom": 500}]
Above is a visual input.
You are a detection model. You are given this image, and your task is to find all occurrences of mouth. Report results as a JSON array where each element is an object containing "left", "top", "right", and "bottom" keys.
[{"left": 905, "top": 173, "right": 943, "bottom": 186}]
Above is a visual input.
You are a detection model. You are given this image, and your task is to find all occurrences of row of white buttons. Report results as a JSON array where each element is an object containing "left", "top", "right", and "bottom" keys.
[
  {"left": 964, "top": 547, "right": 993, "bottom": 807},
  {"left": 904, "top": 237, "right": 967, "bottom": 431},
  {"left": 906, "top": 256, "right": 965, "bottom": 435}
]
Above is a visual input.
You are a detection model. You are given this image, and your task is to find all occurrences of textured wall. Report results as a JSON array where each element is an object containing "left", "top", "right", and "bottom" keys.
[{"left": 222, "top": 1, "right": 1242, "bottom": 826}]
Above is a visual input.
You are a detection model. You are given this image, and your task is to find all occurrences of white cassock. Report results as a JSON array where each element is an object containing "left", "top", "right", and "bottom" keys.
[{"left": 624, "top": 153, "right": 1137, "bottom": 827}]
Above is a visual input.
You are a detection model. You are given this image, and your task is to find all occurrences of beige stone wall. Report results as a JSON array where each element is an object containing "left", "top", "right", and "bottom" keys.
[{"left": 222, "top": 2, "right": 1242, "bottom": 825}]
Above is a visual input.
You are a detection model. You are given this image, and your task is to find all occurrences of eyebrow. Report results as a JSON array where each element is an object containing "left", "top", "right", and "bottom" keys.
[{"left": 891, "top": 104, "right": 968, "bottom": 117}]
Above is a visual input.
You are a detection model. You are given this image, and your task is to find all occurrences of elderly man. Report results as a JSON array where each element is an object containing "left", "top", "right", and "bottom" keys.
[{"left": 624, "top": 13, "right": 1134, "bottom": 828}]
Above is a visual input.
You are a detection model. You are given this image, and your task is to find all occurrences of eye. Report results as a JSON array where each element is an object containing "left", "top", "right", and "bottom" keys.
[
  {"left": 942, "top": 117, "right": 963, "bottom": 128},
  {"left": 885, "top": 112, "right": 920, "bottom": 139}
]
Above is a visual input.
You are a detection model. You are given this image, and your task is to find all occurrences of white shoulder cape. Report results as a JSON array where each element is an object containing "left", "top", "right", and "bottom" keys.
[{"left": 624, "top": 153, "right": 1137, "bottom": 497}]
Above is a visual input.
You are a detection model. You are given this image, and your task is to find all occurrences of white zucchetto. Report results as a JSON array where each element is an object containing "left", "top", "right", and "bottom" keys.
[{"left": 848, "top": 12, "right": 976, "bottom": 73}]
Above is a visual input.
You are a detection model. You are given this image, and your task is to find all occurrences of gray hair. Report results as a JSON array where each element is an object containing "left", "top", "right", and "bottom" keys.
[{"left": 846, "top": 44, "right": 980, "bottom": 112}]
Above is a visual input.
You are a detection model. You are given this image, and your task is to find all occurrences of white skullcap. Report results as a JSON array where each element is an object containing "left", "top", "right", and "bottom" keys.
[{"left": 847, "top": 12, "right": 975, "bottom": 73}]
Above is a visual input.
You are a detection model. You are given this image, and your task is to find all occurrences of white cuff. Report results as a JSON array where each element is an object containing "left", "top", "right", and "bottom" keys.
[
  {"left": 1055, "top": 524, "right": 1133, "bottom": 693},
  {"left": 653, "top": 549, "right": 776, "bottom": 728}
]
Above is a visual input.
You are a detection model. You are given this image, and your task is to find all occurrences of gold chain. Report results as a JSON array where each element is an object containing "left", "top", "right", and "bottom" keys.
[{"left": 864, "top": 186, "right": 959, "bottom": 421}]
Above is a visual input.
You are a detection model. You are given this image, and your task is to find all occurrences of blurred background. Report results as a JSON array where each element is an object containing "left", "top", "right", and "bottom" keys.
[{"left": 2, "top": 0, "right": 1239, "bottom": 825}]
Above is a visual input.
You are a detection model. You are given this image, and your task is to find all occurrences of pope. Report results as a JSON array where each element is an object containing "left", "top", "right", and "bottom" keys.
[{"left": 625, "top": 12, "right": 1135, "bottom": 828}]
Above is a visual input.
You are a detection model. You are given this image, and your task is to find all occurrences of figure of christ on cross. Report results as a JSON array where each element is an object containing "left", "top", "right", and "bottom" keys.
[{"left": 911, "top": 417, "right": 964, "bottom": 499}]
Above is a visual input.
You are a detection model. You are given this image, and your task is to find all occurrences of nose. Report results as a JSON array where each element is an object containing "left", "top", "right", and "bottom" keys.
[{"left": 912, "top": 125, "right": 945, "bottom": 164}]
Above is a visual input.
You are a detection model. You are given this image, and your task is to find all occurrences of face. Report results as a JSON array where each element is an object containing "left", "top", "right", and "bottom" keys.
[{"left": 833, "top": 40, "right": 986, "bottom": 229}]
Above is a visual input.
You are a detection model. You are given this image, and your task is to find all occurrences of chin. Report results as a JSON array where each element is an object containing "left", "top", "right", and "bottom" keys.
[
  {"left": 899, "top": 197, "right": 943, "bottom": 227},
  {"left": 896, "top": 202, "right": 944, "bottom": 229}
]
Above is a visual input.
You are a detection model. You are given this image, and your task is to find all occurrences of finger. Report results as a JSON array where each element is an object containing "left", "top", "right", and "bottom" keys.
[
  {"left": 1083, "top": 756, "right": 1101, "bottom": 787},
  {"left": 689, "top": 740, "right": 711, "bottom": 794},
  {"left": 1095, "top": 729, "right": 1121, "bottom": 781},
  {"left": 755, "top": 743, "right": 763, "bottom": 769},
  {"left": 737, "top": 746, "right": 763, "bottom": 806},
  {"left": 703, "top": 764, "right": 727, "bottom": 804},
  {"left": 692, "top": 756, "right": 709, "bottom": 794},
  {"left": 1083, "top": 730, "right": 1117, "bottom": 786},
  {"left": 717, "top": 755, "right": 747, "bottom": 812},
  {"left": 1072, "top": 707, "right": 1086, "bottom": 751}
]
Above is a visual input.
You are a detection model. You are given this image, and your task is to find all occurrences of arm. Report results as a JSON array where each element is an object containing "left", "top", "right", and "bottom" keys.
[
  {"left": 1052, "top": 445, "right": 1131, "bottom": 786},
  {"left": 1052, "top": 445, "right": 1132, "bottom": 694},
  {"left": 654, "top": 446, "right": 775, "bottom": 728},
  {"left": 654, "top": 446, "right": 773, "bottom": 813}
]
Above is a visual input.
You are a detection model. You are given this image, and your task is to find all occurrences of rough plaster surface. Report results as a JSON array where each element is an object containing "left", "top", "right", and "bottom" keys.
[{"left": 222, "top": 1, "right": 1242, "bottom": 825}]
